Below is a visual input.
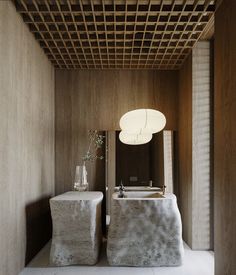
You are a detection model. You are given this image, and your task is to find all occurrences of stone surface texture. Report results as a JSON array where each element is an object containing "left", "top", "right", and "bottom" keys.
[
  {"left": 107, "top": 192, "right": 184, "bottom": 267},
  {"left": 50, "top": 191, "right": 103, "bottom": 266}
]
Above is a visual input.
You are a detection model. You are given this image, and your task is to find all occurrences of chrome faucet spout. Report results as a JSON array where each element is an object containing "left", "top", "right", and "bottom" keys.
[
  {"left": 162, "top": 184, "right": 166, "bottom": 195},
  {"left": 118, "top": 182, "right": 125, "bottom": 198}
]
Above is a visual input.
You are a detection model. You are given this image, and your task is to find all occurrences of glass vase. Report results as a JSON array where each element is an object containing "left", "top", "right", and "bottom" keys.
[{"left": 73, "top": 164, "right": 88, "bottom": 191}]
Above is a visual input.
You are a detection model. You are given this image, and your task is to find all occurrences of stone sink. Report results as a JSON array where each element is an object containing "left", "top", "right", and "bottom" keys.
[
  {"left": 114, "top": 186, "right": 161, "bottom": 192},
  {"left": 123, "top": 191, "right": 164, "bottom": 199},
  {"left": 107, "top": 191, "right": 184, "bottom": 267}
]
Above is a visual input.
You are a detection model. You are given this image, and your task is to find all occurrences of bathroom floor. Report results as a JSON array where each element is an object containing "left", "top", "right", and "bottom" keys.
[{"left": 20, "top": 240, "right": 214, "bottom": 275}]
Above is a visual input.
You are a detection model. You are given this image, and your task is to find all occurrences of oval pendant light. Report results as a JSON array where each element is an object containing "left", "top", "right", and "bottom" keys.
[
  {"left": 119, "top": 109, "right": 166, "bottom": 134},
  {"left": 119, "top": 131, "right": 152, "bottom": 145}
]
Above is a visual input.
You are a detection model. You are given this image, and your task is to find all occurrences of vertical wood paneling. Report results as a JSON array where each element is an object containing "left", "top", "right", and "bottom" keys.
[
  {"left": 178, "top": 54, "right": 193, "bottom": 246},
  {"left": 0, "top": 2, "right": 55, "bottom": 275},
  {"left": 215, "top": 1, "right": 236, "bottom": 274},
  {"left": 150, "top": 132, "right": 164, "bottom": 187},
  {"left": 55, "top": 70, "right": 178, "bottom": 194},
  {"left": 106, "top": 131, "right": 116, "bottom": 215}
]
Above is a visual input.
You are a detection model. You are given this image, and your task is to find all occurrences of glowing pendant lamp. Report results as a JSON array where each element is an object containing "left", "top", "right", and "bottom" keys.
[
  {"left": 119, "top": 131, "right": 152, "bottom": 145},
  {"left": 119, "top": 109, "right": 166, "bottom": 134}
]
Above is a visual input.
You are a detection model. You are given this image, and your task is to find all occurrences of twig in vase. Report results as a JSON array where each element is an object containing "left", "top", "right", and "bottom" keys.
[{"left": 82, "top": 130, "right": 105, "bottom": 163}]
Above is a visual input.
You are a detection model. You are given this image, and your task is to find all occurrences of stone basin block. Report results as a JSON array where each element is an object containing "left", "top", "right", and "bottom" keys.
[
  {"left": 50, "top": 191, "right": 103, "bottom": 266},
  {"left": 107, "top": 192, "right": 184, "bottom": 267}
]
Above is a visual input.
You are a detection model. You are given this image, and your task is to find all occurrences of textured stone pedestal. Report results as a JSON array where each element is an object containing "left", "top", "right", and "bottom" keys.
[
  {"left": 107, "top": 192, "right": 184, "bottom": 267},
  {"left": 50, "top": 191, "right": 103, "bottom": 266}
]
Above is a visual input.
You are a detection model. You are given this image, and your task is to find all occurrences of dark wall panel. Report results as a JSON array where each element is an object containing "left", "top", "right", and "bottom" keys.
[{"left": 215, "top": 1, "right": 236, "bottom": 274}]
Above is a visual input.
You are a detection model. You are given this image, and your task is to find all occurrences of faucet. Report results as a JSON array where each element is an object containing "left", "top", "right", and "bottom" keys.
[
  {"left": 118, "top": 181, "right": 125, "bottom": 198},
  {"left": 162, "top": 184, "right": 167, "bottom": 195}
]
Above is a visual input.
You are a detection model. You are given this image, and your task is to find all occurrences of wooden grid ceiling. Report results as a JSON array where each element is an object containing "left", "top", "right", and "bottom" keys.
[{"left": 14, "top": 0, "right": 215, "bottom": 70}]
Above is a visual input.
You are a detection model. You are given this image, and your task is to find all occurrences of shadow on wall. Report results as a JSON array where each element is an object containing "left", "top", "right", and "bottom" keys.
[{"left": 25, "top": 196, "right": 52, "bottom": 265}]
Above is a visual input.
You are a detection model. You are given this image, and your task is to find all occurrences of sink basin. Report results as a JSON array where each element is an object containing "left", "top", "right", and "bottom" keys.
[
  {"left": 107, "top": 192, "right": 184, "bottom": 267},
  {"left": 114, "top": 186, "right": 161, "bottom": 192},
  {"left": 122, "top": 191, "right": 164, "bottom": 199}
]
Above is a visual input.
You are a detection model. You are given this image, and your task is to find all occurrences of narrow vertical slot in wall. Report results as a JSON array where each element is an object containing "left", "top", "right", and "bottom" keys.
[
  {"left": 163, "top": 131, "right": 174, "bottom": 193},
  {"left": 192, "top": 41, "right": 211, "bottom": 249}
]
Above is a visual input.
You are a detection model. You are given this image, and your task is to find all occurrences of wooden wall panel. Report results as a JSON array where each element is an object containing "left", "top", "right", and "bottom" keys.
[
  {"left": 178, "top": 54, "right": 193, "bottom": 246},
  {"left": 150, "top": 132, "right": 165, "bottom": 188},
  {"left": 0, "top": 2, "right": 55, "bottom": 275},
  {"left": 215, "top": 1, "right": 236, "bottom": 274},
  {"left": 55, "top": 70, "right": 178, "bottom": 194},
  {"left": 106, "top": 131, "right": 116, "bottom": 216}
]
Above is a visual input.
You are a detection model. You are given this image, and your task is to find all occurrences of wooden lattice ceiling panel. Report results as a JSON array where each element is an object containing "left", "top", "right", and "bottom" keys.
[{"left": 14, "top": 0, "right": 215, "bottom": 70}]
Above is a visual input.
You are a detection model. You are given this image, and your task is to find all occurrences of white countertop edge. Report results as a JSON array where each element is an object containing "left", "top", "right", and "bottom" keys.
[{"left": 50, "top": 191, "right": 104, "bottom": 201}]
